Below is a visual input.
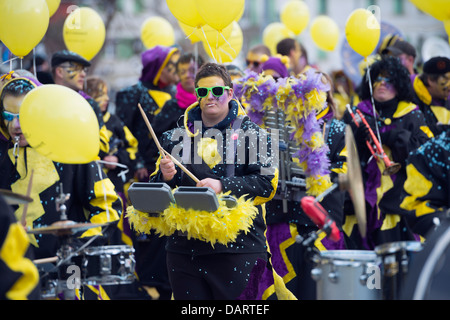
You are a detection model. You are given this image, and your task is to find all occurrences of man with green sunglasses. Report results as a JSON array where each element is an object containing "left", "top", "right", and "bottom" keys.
[{"left": 149, "top": 63, "right": 280, "bottom": 300}]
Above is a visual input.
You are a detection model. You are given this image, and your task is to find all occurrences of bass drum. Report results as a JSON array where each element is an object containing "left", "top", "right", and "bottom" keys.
[{"left": 401, "top": 217, "right": 450, "bottom": 300}]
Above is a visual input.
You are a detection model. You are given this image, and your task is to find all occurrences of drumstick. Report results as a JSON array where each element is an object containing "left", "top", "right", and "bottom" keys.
[
  {"left": 137, "top": 103, "right": 165, "bottom": 159},
  {"left": 33, "top": 256, "right": 58, "bottom": 265},
  {"left": 137, "top": 103, "right": 200, "bottom": 184},
  {"left": 162, "top": 149, "right": 200, "bottom": 184},
  {"left": 21, "top": 169, "right": 34, "bottom": 227}
]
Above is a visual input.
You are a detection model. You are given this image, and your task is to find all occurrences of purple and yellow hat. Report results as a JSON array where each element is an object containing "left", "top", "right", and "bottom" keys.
[{"left": 140, "top": 45, "right": 179, "bottom": 86}]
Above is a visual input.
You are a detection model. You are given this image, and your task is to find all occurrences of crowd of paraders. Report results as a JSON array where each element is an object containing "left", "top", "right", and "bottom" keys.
[{"left": 0, "top": 34, "right": 449, "bottom": 300}]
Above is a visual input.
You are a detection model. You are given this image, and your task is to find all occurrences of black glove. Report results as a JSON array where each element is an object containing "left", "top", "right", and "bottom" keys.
[{"left": 354, "top": 121, "right": 372, "bottom": 146}]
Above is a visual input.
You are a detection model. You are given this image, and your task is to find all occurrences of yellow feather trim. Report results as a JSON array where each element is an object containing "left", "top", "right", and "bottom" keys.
[
  {"left": 126, "top": 193, "right": 259, "bottom": 247},
  {"left": 126, "top": 206, "right": 175, "bottom": 236}
]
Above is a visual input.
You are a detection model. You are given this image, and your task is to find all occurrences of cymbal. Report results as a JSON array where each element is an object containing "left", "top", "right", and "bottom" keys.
[
  {"left": 27, "top": 220, "right": 109, "bottom": 236},
  {"left": 0, "top": 189, "right": 33, "bottom": 205},
  {"left": 340, "top": 126, "right": 367, "bottom": 238}
]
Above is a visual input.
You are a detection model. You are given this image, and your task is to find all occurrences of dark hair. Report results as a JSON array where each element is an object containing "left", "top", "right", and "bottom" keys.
[
  {"left": 276, "top": 38, "right": 296, "bottom": 56},
  {"left": 176, "top": 52, "right": 205, "bottom": 73},
  {"left": 418, "top": 73, "right": 441, "bottom": 88},
  {"left": 0, "top": 78, "right": 36, "bottom": 134},
  {"left": 359, "top": 56, "right": 414, "bottom": 102},
  {"left": 194, "top": 62, "right": 233, "bottom": 88}
]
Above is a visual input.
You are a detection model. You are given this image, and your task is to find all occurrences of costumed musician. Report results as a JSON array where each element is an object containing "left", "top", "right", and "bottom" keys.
[
  {"left": 342, "top": 56, "right": 432, "bottom": 249},
  {"left": 0, "top": 75, "right": 124, "bottom": 299},
  {"left": 252, "top": 56, "right": 348, "bottom": 300},
  {"left": 147, "top": 62, "right": 280, "bottom": 300}
]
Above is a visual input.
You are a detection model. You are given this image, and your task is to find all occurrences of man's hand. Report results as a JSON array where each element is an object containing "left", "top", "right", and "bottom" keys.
[
  {"left": 197, "top": 178, "right": 222, "bottom": 194},
  {"left": 103, "top": 155, "right": 119, "bottom": 170},
  {"left": 160, "top": 157, "right": 177, "bottom": 182}
]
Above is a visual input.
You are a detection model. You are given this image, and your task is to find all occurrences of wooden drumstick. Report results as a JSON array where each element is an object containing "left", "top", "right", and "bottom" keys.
[
  {"left": 162, "top": 149, "right": 200, "bottom": 184},
  {"left": 137, "top": 103, "right": 165, "bottom": 158},
  {"left": 33, "top": 256, "right": 58, "bottom": 265},
  {"left": 137, "top": 103, "right": 200, "bottom": 184},
  {"left": 21, "top": 169, "right": 34, "bottom": 227}
]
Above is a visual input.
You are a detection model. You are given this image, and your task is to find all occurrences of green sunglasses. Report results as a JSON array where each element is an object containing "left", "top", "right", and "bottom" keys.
[{"left": 195, "top": 86, "right": 230, "bottom": 98}]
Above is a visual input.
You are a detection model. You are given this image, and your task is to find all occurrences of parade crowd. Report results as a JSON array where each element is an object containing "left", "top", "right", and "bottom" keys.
[{"left": 0, "top": 28, "right": 449, "bottom": 301}]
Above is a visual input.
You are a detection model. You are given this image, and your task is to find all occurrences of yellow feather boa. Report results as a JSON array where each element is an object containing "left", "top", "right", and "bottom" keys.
[{"left": 126, "top": 192, "right": 259, "bottom": 246}]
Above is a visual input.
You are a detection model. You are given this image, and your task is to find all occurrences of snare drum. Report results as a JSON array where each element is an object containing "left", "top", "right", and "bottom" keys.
[
  {"left": 375, "top": 241, "right": 423, "bottom": 300},
  {"left": 311, "top": 250, "right": 381, "bottom": 300},
  {"left": 81, "top": 245, "right": 136, "bottom": 286}
]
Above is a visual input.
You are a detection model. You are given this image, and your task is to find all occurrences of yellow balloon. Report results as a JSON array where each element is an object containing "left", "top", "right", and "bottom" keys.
[
  {"left": 235, "top": 4, "right": 245, "bottom": 22},
  {"left": 46, "top": 0, "right": 61, "bottom": 17},
  {"left": 0, "top": 0, "right": 49, "bottom": 58},
  {"left": 20, "top": 85, "right": 100, "bottom": 164},
  {"left": 141, "top": 17, "right": 175, "bottom": 49},
  {"left": 409, "top": 0, "right": 450, "bottom": 21},
  {"left": 310, "top": 16, "right": 339, "bottom": 51},
  {"left": 166, "top": 0, "right": 205, "bottom": 28},
  {"left": 345, "top": 8, "right": 380, "bottom": 58},
  {"left": 179, "top": 21, "right": 202, "bottom": 44},
  {"left": 280, "top": 0, "right": 310, "bottom": 35},
  {"left": 263, "top": 22, "right": 295, "bottom": 56},
  {"left": 195, "top": 0, "right": 245, "bottom": 31},
  {"left": 203, "top": 21, "right": 243, "bottom": 63},
  {"left": 63, "top": 7, "right": 106, "bottom": 61},
  {"left": 198, "top": 23, "right": 233, "bottom": 49}
]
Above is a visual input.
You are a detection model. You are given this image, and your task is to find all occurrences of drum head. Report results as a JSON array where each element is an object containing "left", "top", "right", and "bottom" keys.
[
  {"left": 375, "top": 241, "right": 423, "bottom": 256},
  {"left": 320, "top": 250, "right": 377, "bottom": 264},
  {"left": 401, "top": 219, "right": 450, "bottom": 299}
]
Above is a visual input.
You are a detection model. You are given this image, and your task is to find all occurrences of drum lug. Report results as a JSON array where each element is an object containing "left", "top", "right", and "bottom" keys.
[
  {"left": 311, "top": 267, "right": 322, "bottom": 281},
  {"left": 328, "top": 264, "right": 339, "bottom": 283},
  {"left": 359, "top": 273, "right": 368, "bottom": 286},
  {"left": 100, "top": 254, "right": 112, "bottom": 275},
  {"left": 401, "top": 253, "right": 409, "bottom": 274},
  {"left": 328, "top": 271, "right": 339, "bottom": 283}
]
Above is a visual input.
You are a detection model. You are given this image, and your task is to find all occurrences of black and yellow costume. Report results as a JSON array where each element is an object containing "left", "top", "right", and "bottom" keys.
[
  {"left": 0, "top": 137, "right": 123, "bottom": 260},
  {"left": 343, "top": 98, "right": 431, "bottom": 248},
  {"left": 265, "top": 115, "right": 348, "bottom": 300},
  {"left": 413, "top": 76, "right": 450, "bottom": 137},
  {"left": 137, "top": 99, "right": 279, "bottom": 299},
  {"left": 401, "top": 128, "right": 450, "bottom": 237},
  {"left": 0, "top": 193, "right": 40, "bottom": 300},
  {"left": 116, "top": 81, "right": 175, "bottom": 175},
  {"left": 115, "top": 81, "right": 176, "bottom": 299},
  {"left": 100, "top": 111, "right": 138, "bottom": 197}
]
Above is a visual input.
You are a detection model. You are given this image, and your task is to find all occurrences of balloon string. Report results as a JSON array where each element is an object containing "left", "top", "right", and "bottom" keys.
[
  {"left": 33, "top": 48, "right": 37, "bottom": 78},
  {"left": 201, "top": 26, "right": 217, "bottom": 63},
  {"left": 365, "top": 58, "right": 382, "bottom": 145},
  {"left": 216, "top": 31, "right": 221, "bottom": 63},
  {"left": 194, "top": 42, "right": 199, "bottom": 75},
  {"left": 184, "top": 26, "right": 199, "bottom": 42},
  {"left": 2, "top": 57, "right": 19, "bottom": 67},
  {"left": 218, "top": 46, "right": 234, "bottom": 62},
  {"left": 219, "top": 31, "right": 237, "bottom": 57}
]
